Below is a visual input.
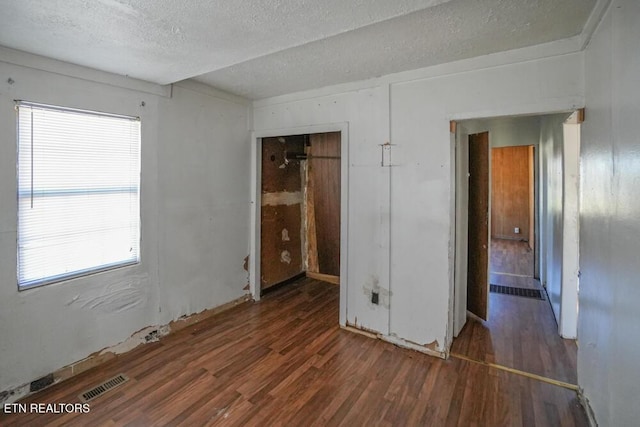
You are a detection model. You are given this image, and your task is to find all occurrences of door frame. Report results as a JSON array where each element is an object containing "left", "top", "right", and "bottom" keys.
[
  {"left": 250, "top": 123, "right": 349, "bottom": 326},
  {"left": 451, "top": 109, "right": 582, "bottom": 341}
]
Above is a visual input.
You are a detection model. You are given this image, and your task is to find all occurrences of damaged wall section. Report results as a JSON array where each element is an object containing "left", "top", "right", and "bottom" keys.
[{"left": 260, "top": 136, "right": 306, "bottom": 290}]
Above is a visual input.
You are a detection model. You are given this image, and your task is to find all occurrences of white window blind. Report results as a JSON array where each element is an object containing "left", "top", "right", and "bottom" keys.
[{"left": 17, "top": 101, "right": 141, "bottom": 289}]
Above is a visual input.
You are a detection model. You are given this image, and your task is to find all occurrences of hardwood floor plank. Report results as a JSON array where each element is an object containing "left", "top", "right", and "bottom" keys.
[
  {"left": 453, "top": 238, "right": 578, "bottom": 384},
  {"left": 0, "top": 278, "right": 587, "bottom": 427}
]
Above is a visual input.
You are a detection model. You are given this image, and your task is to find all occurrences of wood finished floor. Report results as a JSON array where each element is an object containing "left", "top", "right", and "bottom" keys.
[
  {"left": 1, "top": 277, "right": 587, "bottom": 426},
  {"left": 452, "top": 239, "right": 578, "bottom": 384}
]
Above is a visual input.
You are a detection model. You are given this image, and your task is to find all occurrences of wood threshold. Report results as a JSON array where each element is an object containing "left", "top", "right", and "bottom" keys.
[
  {"left": 306, "top": 271, "right": 339, "bottom": 285},
  {"left": 450, "top": 352, "right": 579, "bottom": 391}
]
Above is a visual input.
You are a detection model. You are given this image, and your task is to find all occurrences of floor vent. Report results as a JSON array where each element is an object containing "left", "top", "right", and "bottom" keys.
[
  {"left": 79, "top": 374, "right": 129, "bottom": 402},
  {"left": 490, "top": 284, "right": 544, "bottom": 300}
]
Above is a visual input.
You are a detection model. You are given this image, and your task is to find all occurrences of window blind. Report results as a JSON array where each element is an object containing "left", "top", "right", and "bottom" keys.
[{"left": 17, "top": 101, "right": 141, "bottom": 289}]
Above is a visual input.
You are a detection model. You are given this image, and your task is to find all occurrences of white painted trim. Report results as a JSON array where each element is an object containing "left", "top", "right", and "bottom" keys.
[
  {"left": 249, "top": 130, "right": 261, "bottom": 302},
  {"left": 449, "top": 102, "right": 582, "bottom": 122},
  {"left": 578, "top": 388, "right": 599, "bottom": 427},
  {"left": 560, "top": 122, "right": 580, "bottom": 339},
  {"left": 452, "top": 124, "right": 469, "bottom": 339},
  {"left": 450, "top": 105, "right": 583, "bottom": 350},
  {"left": 0, "top": 46, "right": 171, "bottom": 97},
  {"left": 250, "top": 123, "right": 349, "bottom": 326}
]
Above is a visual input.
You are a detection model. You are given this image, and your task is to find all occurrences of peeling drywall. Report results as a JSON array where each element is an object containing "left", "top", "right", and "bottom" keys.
[
  {"left": 66, "top": 275, "right": 149, "bottom": 314},
  {"left": 1, "top": 293, "right": 251, "bottom": 404},
  {"left": 0, "top": 55, "right": 251, "bottom": 394}
]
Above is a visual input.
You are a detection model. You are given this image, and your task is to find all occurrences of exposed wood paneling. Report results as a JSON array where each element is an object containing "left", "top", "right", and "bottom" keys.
[
  {"left": 491, "top": 145, "right": 531, "bottom": 240},
  {"left": 261, "top": 204, "right": 304, "bottom": 289},
  {"left": 261, "top": 136, "right": 305, "bottom": 193},
  {"left": 1, "top": 278, "right": 588, "bottom": 427},
  {"left": 307, "top": 132, "right": 341, "bottom": 276},
  {"left": 261, "top": 137, "right": 305, "bottom": 289},
  {"left": 305, "top": 157, "right": 319, "bottom": 273},
  {"left": 468, "top": 132, "right": 490, "bottom": 320}
]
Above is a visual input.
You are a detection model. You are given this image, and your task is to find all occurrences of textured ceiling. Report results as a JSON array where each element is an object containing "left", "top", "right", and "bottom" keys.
[{"left": 0, "top": 0, "right": 597, "bottom": 99}]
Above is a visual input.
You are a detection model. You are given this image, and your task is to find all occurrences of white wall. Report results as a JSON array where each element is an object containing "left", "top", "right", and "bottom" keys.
[
  {"left": 539, "top": 114, "right": 566, "bottom": 325},
  {"left": 253, "top": 49, "right": 584, "bottom": 353},
  {"left": 156, "top": 81, "right": 251, "bottom": 323},
  {"left": 463, "top": 115, "right": 541, "bottom": 148},
  {"left": 579, "top": 0, "right": 640, "bottom": 425},
  {"left": 0, "top": 57, "right": 250, "bottom": 394}
]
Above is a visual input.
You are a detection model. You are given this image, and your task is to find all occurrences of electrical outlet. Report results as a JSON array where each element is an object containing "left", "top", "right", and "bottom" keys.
[
  {"left": 514, "top": 227, "right": 520, "bottom": 234},
  {"left": 371, "top": 291, "right": 379, "bottom": 305}
]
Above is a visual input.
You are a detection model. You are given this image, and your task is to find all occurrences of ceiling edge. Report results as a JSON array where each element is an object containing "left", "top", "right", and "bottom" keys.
[
  {"left": 253, "top": 35, "right": 584, "bottom": 108},
  {"left": 579, "top": 0, "right": 613, "bottom": 49},
  {"left": 0, "top": 45, "right": 171, "bottom": 98}
]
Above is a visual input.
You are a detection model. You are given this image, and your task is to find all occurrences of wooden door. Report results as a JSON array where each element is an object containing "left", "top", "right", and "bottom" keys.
[{"left": 467, "top": 132, "right": 489, "bottom": 320}]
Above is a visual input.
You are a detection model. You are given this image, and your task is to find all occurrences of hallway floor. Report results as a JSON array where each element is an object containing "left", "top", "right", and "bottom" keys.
[
  {"left": 1, "top": 276, "right": 587, "bottom": 426},
  {"left": 451, "top": 239, "right": 578, "bottom": 384}
]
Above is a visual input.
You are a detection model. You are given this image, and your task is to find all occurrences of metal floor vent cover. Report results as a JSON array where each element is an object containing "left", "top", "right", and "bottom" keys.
[
  {"left": 490, "top": 284, "right": 544, "bottom": 300},
  {"left": 79, "top": 374, "right": 129, "bottom": 402}
]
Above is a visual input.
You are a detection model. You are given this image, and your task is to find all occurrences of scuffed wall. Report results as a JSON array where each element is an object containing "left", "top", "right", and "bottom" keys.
[
  {"left": 0, "top": 58, "right": 250, "bottom": 394},
  {"left": 253, "top": 49, "right": 584, "bottom": 353}
]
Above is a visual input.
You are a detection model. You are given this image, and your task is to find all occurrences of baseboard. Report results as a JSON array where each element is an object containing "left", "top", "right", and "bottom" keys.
[
  {"left": 578, "top": 388, "right": 599, "bottom": 427},
  {"left": 306, "top": 271, "right": 340, "bottom": 285},
  {"left": 0, "top": 293, "right": 252, "bottom": 404}
]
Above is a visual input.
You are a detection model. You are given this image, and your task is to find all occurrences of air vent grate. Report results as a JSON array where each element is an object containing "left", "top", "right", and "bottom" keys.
[
  {"left": 490, "top": 284, "right": 544, "bottom": 300},
  {"left": 79, "top": 374, "right": 129, "bottom": 402}
]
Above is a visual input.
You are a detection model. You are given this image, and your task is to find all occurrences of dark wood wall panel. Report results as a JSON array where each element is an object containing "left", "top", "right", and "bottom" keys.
[
  {"left": 491, "top": 146, "right": 531, "bottom": 241},
  {"left": 308, "top": 132, "right": 341, "bottom": 277},
  {"left": 261, "top": 137, "right": 305, "bottom": 193},
  {"left": 261, "top": 137, "right": 305, "bottom": 290},
  {"left": 260, "top": 204, "right": 303, "bottom": 288}
]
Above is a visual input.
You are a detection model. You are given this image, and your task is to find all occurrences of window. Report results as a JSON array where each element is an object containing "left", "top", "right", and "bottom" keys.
[{"left": 17, "top": 101, "right": 141, "bottom": 289}]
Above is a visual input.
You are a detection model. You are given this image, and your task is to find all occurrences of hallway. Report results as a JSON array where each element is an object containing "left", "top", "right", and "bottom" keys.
[{"left": 452, "top": 239, "right": 577, "bottom": 385}]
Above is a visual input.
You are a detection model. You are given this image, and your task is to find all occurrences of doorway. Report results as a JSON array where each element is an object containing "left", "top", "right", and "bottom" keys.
[
  {"left": 452, "top": 113, "right": 582, "bottom": 384},
  {"left": 490, "top": 144, "right": 536, "bottom": 288},
  {"left": 247, "top": 122, "right": 349, "bottom": 326},
  {"left": 259, "top": 132, "right": 341, "bottom": 293}
]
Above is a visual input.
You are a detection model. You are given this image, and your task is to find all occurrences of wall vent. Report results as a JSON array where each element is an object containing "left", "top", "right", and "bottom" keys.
[{"left": 79, "top": 374, "right": 129, "bottom": 402}]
